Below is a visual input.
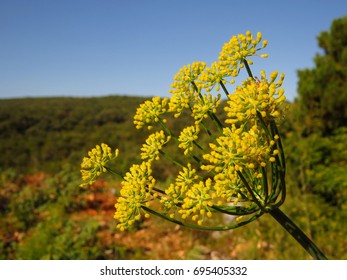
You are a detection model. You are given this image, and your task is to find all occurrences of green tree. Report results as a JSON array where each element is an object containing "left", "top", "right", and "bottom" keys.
[
  {"left": 291, "top": 15, "right": 347, "bottom": 206},
  {"left": 283, "top": 16, "right": 347, "bottom": 259},
  {"left": 296, "top": 16, "right": 347, "bottom": 136}
]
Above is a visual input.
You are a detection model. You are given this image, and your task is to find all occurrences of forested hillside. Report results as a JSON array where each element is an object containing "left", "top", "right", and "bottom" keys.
[{"left": 0, "top": 96, "right": 147, "bottom": 172}]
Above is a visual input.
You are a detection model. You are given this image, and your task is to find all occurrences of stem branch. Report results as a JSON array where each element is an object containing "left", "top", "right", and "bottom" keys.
[
  {"left": 269, "top": 207, "right": 327, "bottom": 260},
  {"left": 243, "top": 59, "right": 254, "bottom": 79},
  {"left": 219, "top": 81, "right": 230, "bottom": 97}
]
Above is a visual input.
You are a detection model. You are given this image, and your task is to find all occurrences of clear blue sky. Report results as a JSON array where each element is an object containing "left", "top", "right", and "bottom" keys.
[{"left": 0, "top": 0, "right": 346, "bottom": 101}]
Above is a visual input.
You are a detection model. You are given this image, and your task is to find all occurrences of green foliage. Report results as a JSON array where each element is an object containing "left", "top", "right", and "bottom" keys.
[
  {"left": 281, "top": 126, "right": 347, "bottom": 259},
  {"left": 296, "top": 16, "right": 347, "bottom": 135},
  {"left": 284, "top": 128, "right": 347, "bottom": 207},
  {"left": 0, "top": 168, "right": 131, "bottom": 260},
  {"left": 282, "top": 16, "right": 347, "bottom": 259},
  {"left": 0, "top": 96, "right": 147, "bottom": 172},
  {"left": 16, "top": 207, "right": 102, "bottom": 260}
]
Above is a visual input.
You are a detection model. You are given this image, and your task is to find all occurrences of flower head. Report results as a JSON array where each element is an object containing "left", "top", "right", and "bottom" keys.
[
  {"left": 141, "top": 130, "right": 171, "bottom": 162},
  {"left": 201, "top": 123, "right": 282, "bottom": 206},
  {"left": 178, "top": 179, "right": 214, "bottom": 225},
  {"left": 212, "top": 165, "right": 240, "bottom": 205},
  {"left": 199, "top": 61, "right": 234, "bottom": 92},
  {"left": 192, "top": 93, "right": 221, "bottom": 125},
  {"left": 114, "top": 161, "right": 154, "bottom": 231},
  {"left": 224, "top": 70, "right": 286, "bottom": 125},
  {"left": 161, "top": 163, "right": 199, "bottom": 210},
  {"left": 168, "top": 62, "right": 206, "bottom": 117},
  {"left": 80, "top": 143, "right": 119, "bottom": 187},
  {"left": 202, "top": 125, "right": 271, "bottom": 173},
  {"left": 133, "top": 96, "right": 168, "bottom": 130},
  {"left": 218, "top": 31, "right": 268, "bottom": 77},
  {"left": 178, "top": 125, "right": 200, "bottom": 155}
]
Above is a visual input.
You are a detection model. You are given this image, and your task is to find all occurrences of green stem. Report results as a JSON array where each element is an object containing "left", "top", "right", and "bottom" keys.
[
  {"left": 243, "top": 59, "right": 254, "bottom": 79},
  {"left": 192, "top": 140, "right": 204, "bottom": 152},
  {"left": 104, "top": 166, "right": 123, "bottom": 179},
  {"left": 159, "top": 150, "right": 185, "bottom": 168},
  {"left": 219, "top": 81, "right": 230, "bottom": 97},
  {"left": 237, "top": 170, "right": 266, "bottom": 212},
  {"left": 261, "top": 166, "right": 269, "bottom": 203},
  {"left": 191, "top": 81, "right": 224, "bottom": 132},
  {"left": 269, "top": 207, "right": 328, "bottom": 260},
  {"left": 271, "top": 121, "right": 286, "bottom": 172},
  {"left": 209, "top": 111, "right": 224, "bottom": 132},
  {"left": 141, "top": 205, "right": 263, "bottom": 231},
  {"left": 152, "top": 186, "right": 167, "bottom": 196},
  {"left": 158, "top": 118, "right": 178, "bottom": 142},
  {"left": 198, "top": 118, "right": 213, "bottom": 137}
]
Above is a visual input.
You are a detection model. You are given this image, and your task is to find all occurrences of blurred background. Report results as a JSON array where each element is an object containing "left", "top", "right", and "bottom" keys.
[{"left": 0, "top": 1, "right": 346, "bottom": 259}]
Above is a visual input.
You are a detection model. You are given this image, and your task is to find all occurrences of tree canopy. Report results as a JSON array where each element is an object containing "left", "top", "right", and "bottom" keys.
[{"left": 296, "top": 16, "right": 347, "bottom": 136}]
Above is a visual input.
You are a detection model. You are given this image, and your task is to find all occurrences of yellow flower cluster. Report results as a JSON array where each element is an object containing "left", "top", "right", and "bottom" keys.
[
  {"left": 109, "top": 31, "right": 287, "bottom": 229},
  {"left": 218, "top": 31, "right": 268, "bottom": 75},
  {"left": 114, "top": 161, "right": 154, "bottom": 231},
  {"left": 200, "top": 124, "right": 280, "bottom": 205},
  {"left": 133, "top": 96, "right": 168, "bottom": 129},
  {"left": 225, "top": 70, "right": 286, "bottom": 124},
  {"left": 178, "top": 179, "right": 214, "bottom": 225},
  {"left": 178, "top": 125, "right": 200, "bottom": 155},
  {"left": 192, "top": 93, "right": 221, "bottom": 125},
  {"left": 161, "top": 163, "right": 199, "bottom": 210},
  {"left": 140, "top": 130, "right": 171, "bottom": 162},
  {"left": 199, "top": 61, "right": 233, "bottom": 92},
  {"left": 168, "top": 62, "right": 206, "bottom": 117},
  {"left": 212, "top": 166, "right": 240, "bottom": 205},
  {"left": 80, "top": 143, "right": 119, "bottom": 187},
  {"left": 202, "top": 125, "right": 271, "bottom": 172}
]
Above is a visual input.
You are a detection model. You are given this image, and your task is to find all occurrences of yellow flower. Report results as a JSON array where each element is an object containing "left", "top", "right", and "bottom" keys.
[
  {"left": 212, "top": 165, "right": 240, "bottom": 204},
  {"left": 80, "top": 143, "right": 119, "bottom": 187},
  {"left": 192, "top": 93, "right": 221, "bottom": 125},
  {"left": 199, "top": 61, "right": 234, "bottom": 92},
  {"left": 178, "top": 125, "right": 200, "bottom": 155},
  {"left": 141, "top": 130, "right": 171, "bottom": 162},
  {"left": 178, "top": 179, "right": 214, "bottom": 225},
  {"left": 168, "top": 62, "right": 206, "bottom": 117},
  {"left": 201, "top": 122, "right": 283, "bottom": 206},
  {"left": 161, "top": 163, "right": 199, "bottom": 209},
  {"left": 224, "top": 70, "right": 286, "bottom": 125},
  {"left": 133, "top": 96, "right": 168, "bottom": 129},
  {"left": 114, "top": 161, "right": 155, "bottom": 231},
  {"left": 202, "top": 125, "right": 271, "bottom": 172},
  {"left": 218, "top": 31, "right": 268, "bottom": 76}
]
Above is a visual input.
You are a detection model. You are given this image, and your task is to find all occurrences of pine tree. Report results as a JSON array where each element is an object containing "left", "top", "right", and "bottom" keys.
[
  {"left": 296, "top": 16, "right": 347, "bottom": 136},
  {"left": 282, "top": 17, "right": 347, "bottom": 259}
]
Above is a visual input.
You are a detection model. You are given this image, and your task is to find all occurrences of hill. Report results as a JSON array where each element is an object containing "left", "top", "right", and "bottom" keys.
[{"left": 0, "top": 95, "right": 148, "bottom": 173}]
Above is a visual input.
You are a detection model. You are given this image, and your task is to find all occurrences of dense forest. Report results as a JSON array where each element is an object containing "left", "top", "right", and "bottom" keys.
[
  {"left": 0, "top": 96, "right": 148, "bottom": 173},
  {"left": 0, "top": 17, "right": 346, "bottom": 259}
]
